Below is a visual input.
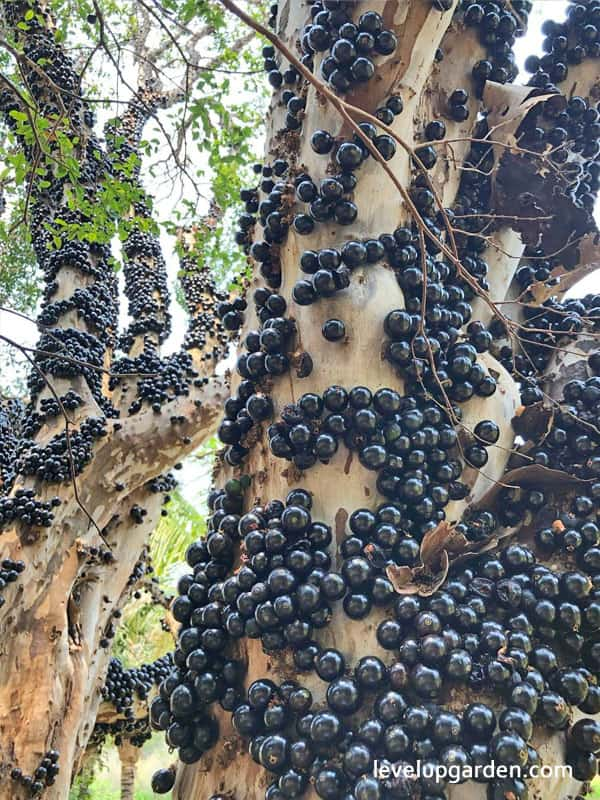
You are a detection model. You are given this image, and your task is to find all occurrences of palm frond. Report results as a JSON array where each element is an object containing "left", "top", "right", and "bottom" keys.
[
  {"left": 150, "top": 490, "right": 207, "bottom": 590},
  {"left": 111, "top": 446, "right": 215, "bottom": 665}
]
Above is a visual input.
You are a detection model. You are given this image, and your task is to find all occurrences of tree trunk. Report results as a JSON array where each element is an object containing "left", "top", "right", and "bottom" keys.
[
  {"left": 0, "top": 4, "right": 226, "bottom": 796},
  {"left": 118, "top": 741, "right": 140, "bottom": 800},
  {"left": 173, "top": 1, "right": 600, "bottom": 799},
  {"left": 69, "top": 745, "right": 100, "bottom": 800},
  {"left": 0, "top": 387, "right": 225, "bottom": 798}
]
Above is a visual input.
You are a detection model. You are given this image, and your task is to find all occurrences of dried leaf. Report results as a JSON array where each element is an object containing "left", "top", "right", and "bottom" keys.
[
  {"left": 420, "top": 520, "right": 468, "bottom": 569},
  {"left": 419, "top": 550, "right": 450, "bottom": 597},
  {"left": 473, "top": 464, "right": 588, "bottom": 515},
  {"left": 386, "top": 564, "right": 416, "bottom": 593},
  {"left": 484, "top": 82, "right": 553, "bottom": 154},
  {"left": 511, "top": 401, "right": 554, "bottom": 445},
  {"left": 387, "top": 520, "right": 462, "bottom": 596},
  {"left": 420, "top": 520, "right": 453, "bottom": 566},
  {"left": 385, "top": 552, "right": 450, "bottom": 597},
  {"left": 528, "top": 232, "right": 600, "bottom": 304}
]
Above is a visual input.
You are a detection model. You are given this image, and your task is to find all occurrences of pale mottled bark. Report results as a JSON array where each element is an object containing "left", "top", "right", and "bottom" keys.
[
  {"left": 0, "top": 374, "right": 225, "bottom": 799},
  {"left": 118, "top": 741, "right": 141, "bottom": 800}
]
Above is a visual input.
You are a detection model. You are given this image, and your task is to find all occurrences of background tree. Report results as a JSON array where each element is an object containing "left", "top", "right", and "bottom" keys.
[{"left": 0, "top": 0, "right": 264, "bottom": 797}]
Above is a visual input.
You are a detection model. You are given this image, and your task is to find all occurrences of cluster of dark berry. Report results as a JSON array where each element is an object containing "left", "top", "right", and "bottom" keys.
[
  {"left": 495, "top": 485, "right": 547, "bottom": 528},
  {"left": 518, "top": 94, "right": 599, "bottom": 197},
  {"left": 293, "top": 162, "right": 360, "bottom": 232},
  {"left": 220, "top": 490, "right": 339, "bottom": 647},
  {"left": 130, "top": 504, "right": 148, "bottom": 524},
  {"left": 36, "top": 234, "right": 106, "bottom": 284},
  {"left": 93, "top": 713, "right": 156, "bottom": 750},
  {"left": 178, "top": 251, "right": 236, "bottom": 359},
  {"left": 237, "top": 689, "right": 504, "bottom": 797},
  {"left": 516, "top": 372, "right": 600, "bottom": 478},
  {"left": 235, "top": 123, "right": 402, "bottom": 353},
  {"left": 119, "top": 226, "right": 172, "bottom": 349},
  {"left": 236, "top": 119, "right": 400, "bottom": 308},
  {"left": 114, "top": 717, "right": 153, "bottom": 748},
  {"left": 16, "top": 416, "right": 107, "bottom": 482},
  {"left": 514, "top": 94, "right": 600, "bottom": 221},
  {"left": 525, "top": 3, "right": 600, "bottom": 86},
  {"left": 37, "top": 280, "right": 117, "bottom": 343},
  {"left": 126, "top": 549, "right": 152, "bottom": 588},
  {"left": 283, "top": 119, "right": 493, "bottom": 406},
  {"left": 536, "top": 493, "right": 600, "bottom": 569},
  {"left": 370, "top": 543, "right": 600, "bottom": 707},
  {"left": 235, "top": 160, "right": 288, "bottom": 288},
  {"left": 300, "top": 6, "right": 398, "bottom": 94},
  {"left": 106, "top": 93, "right": 175, "bottom": 351},
  {"left": 153, "top": 498, "right": 600, "bottom": 797},
  {"left": 461, "top": 0, "right": 531, "bottom": 90},
  {"left": 218, "top": 289, "right": 298, "bottom": 465},
  {"left": 385, "top": 311, "right": 497, "bottom": 403},
  {"left": 514, "top": 249, "right": 566, "bottom": 291},
  {"left": 110, "top": 350, "right": 201, "bottom": 415},
  {"left": 0, "top": 397, "right": 23, "bottom": 493},
  {"left": 215, "top": 296, "right": 247, "bottom": 333},
  {"left": 0, "top": 557, "right": 25, "bottom": 608},
  {"left": 262, "top": 44, "right": 300, "bottom": 93},
  {"left": 279, "top": 78, "right": 306, "bottom": 133},
  {"left": 493, "top": 297, "right": 600, "bottom": 388},
  {"left": 148, "top": 480, "right": 248, "bottom": 779},
  {"left": 251, "top": 170, "right": 296, "bottom": 251},
  {"left": 10, "top": 750, "right": 60, "bottom": 798},
  {"left": 310, "top": 121, "right": 396, "bottom": 164},
  {"left": 232, "top": 680, "right": 600, "bottom": 798},
  {"left": 267, "top": 386, "right": 499, "bottom": 535},
  {"left": 0, "top": 489, "right": 60, "bottom": 529},
  {"left": 0, "top": 2, "right": 123, "bottom": 466},
  {"left": 293, "top": 239, "right": 384, "bottom": 309},
  {"left": 102, "top": 654, "right": 173, "bottom": 716},
  {"left": 89, "top": 545, "right": 115, "bottom": 569},
  {"left": 27, "top": 329, "right": 107, "bottom": 409},
  {"left": 147, "top": 471, "right": 177, "bottom": 516},
  {"left": 20, "top": 390, "right": 83, "bottom": 440},
  {"left": 147, "top": 0, "right": 600, "bottom": 795},
  {"left": 0, "top": 2, "right": 120, "bottom": 419},
  {"left": 147, "top": 470, "right": 177, "bottom": 495}
]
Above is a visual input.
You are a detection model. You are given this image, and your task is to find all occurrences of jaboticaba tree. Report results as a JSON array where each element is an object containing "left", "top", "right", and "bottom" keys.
[
  {"left": 147, "top": 0, "right": 600, "bottom": 799},
  {"left": 0, "top": 0, "right": 229, "bottom": 796},
  {"left": 0, "top": 0, "right": 598, "bottom": 797}
]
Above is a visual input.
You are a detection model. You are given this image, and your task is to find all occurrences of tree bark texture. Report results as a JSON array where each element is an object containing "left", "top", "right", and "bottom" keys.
[
  {"left": 118, "top": 741, "right": 140, "bottom": 800},
  {"left": 0, "top": 2, "right": 228, "bottom": 797}
]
